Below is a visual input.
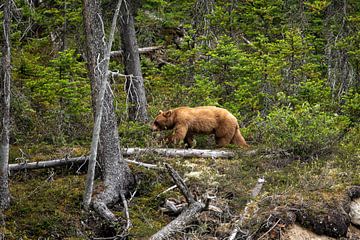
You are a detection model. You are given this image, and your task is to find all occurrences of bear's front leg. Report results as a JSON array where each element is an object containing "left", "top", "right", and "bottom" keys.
[
  {"left": 184, "top": 133, "right": 194, "bottom": 148},
  {"left": 169, "top": 124, "right": 188, "bottom": 145}
]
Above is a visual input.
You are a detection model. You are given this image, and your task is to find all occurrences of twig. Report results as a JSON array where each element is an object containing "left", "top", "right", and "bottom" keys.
[
  {"left": 124, "top": 159, "right": 159, "bottom": 169},
  {"left": 120, "top": 191, "right": 131, "bottom": 232},
  {"left": 257, "top": 219, "right": 281, "bottom": 240},
  {"left": 156, "top": 184, "right": 178, "bottom": 198},
  {"left": 229, "top": 177, "right": 266, "bottom": 240}
]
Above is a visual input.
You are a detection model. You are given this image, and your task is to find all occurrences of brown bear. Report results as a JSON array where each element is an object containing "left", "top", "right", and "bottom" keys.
[{"left": 151, "top": 106, "right": 249, "bottom": 148}]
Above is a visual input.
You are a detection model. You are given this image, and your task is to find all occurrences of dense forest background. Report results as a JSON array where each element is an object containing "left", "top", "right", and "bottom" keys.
[
  {"left": 3, "top": 0, "right": 360, "bottom": 157},
  {"left": 1, "top": 0, "right": 360, "bottom": 239}
]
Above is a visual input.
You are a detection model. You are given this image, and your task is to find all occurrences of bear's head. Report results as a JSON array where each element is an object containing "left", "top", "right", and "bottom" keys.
[{"left": 151, "top": 110, "right": 174, "bottom": 131}]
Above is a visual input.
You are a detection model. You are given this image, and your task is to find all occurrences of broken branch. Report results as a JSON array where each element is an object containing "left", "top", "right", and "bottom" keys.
[
  {"left": 110, "top": 46, "right": 162, "bottom": 58},
  {"left": 150, "top": 163, "right": 209, "bottom": 240}
]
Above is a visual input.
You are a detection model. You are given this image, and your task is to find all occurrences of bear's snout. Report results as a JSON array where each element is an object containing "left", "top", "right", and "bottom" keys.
[{"left": 151, "top": 124, "right": 159, "bottom": 131}]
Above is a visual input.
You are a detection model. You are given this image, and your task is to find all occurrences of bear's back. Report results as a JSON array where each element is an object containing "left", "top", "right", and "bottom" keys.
[{"left": 173, "top": 106, "right": 237, "bottom": 133}]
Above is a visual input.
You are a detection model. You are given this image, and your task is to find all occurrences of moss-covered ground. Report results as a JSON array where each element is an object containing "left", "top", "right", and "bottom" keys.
[{"left": 1, "top": 144, "right": 359, "bottom": 239}]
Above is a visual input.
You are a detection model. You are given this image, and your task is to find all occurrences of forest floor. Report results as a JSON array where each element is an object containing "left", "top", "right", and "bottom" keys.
[{"left": 2, "top": 143, "right": 360, "bottom": 239}]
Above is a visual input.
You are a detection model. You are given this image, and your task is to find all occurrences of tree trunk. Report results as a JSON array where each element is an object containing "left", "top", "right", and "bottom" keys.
[
  {"left": 325, "top": 1, "right": 355, "bottom": 100},
  {"left": 0, "top": 0, "right": 12, "bottom": 211},
  {"left": 119, "top": 1, "right": 148, "bottom": 123},
  {"left": 83, "top": 0, "right": 133, "bottom": 221}
]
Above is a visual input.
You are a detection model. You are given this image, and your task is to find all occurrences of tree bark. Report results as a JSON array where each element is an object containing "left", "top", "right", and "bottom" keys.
[
  {"left": 0, "top": 0, "right": 12, "bottom": 211},
  {"left": 119, "top": 0, "right": 148, "bottom": 123},
  {"left": 82, "top": 0, "right": 133, "bottom": 221}
]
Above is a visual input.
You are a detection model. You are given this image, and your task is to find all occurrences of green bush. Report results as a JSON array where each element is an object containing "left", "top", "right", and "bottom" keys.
[
  {"left": 252, "top": 103, "right": 349, "bottom": 159},
  {"left": 342, "top": 89, "right": 360, "bottom": 122}
]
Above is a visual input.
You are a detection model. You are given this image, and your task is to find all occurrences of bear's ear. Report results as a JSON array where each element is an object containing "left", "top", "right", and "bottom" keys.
[
  {"left": 159, "top": 110, "right": 163, "bottom": 114},
  {"left": 164, "top": 110, "right": 172, "bottom": 118}
]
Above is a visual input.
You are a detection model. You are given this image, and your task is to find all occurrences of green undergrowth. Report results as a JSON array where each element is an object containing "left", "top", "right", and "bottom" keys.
[
  {"left": 2, "top": 146, "right": 359, "bottom": 239},
  {"left": 4, "top": 174, "right": 85, "bottom": 239}
]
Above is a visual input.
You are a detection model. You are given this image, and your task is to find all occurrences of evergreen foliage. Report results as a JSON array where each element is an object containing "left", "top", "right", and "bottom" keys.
[
  {"left": 4, "top": 0, "right": 360, "bottom": 153},
  {"left": 2, "top": 0, "right": 360, "bottom": 239}
]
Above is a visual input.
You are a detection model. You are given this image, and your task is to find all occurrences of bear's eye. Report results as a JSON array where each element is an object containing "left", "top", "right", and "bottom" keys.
[{"left": 154, "top": 121, "right": 160, "bottom": 126}]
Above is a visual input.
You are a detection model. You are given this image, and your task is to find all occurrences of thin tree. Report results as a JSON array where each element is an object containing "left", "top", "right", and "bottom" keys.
[
  {"left": 120, "top": 0, "right": 148, "bottom": 123},
  {"left": 83, "top": 0, "right": 133, "bottom": 221},
  {"left": 0, "top": 0, "right": 12, "bottom": 211}
]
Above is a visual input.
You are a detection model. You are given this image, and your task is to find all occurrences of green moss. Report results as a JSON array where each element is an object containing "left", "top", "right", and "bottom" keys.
[{"left": 4, "top": 175, "right": 84, "bottom": 239}]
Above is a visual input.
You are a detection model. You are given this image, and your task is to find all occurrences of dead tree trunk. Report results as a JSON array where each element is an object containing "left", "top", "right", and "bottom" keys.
[
  {"left": 0, "top": 0, "right": 12, "bottom": 211},
  {"left": 8, "top": 148, "right": 235, "bottom": 172},
  {"left": 123, "top": 147, "right": 235, "bottom": 158},
  {"left": 83, "top": 0, "right": 133, "bottom": 222},
  {"left": 119, "top": 0, "right": 148, "bottom": 123},
  {"left": 325, "top": 1, "right": 355, "bottom": 100},
  {"left": 150, "top": 164, "right": 209, "bottom": 240}
]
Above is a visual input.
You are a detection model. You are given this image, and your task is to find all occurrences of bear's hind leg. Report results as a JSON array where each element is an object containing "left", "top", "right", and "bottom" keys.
[
  {"left": 215, "top": 137, "right": 232, "bottom": 147},
  {"left": 215, "top": 133, "right": 233, "bottom": 147},
  {"left": 215, "top": 126, "right": 236, "bottom": 147}
]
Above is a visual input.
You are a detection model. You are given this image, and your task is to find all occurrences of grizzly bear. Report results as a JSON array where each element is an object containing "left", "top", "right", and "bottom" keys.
[{"left": 151, "top": 106, "right": 249, "bottom": 148}]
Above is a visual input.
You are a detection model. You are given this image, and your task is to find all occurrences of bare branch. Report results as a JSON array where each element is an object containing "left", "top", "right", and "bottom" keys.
[
  {"left": 164, "top": 163, "right": 195, "bottom": 204},
  {"left": 110, "top": 46, "right": 163, "bottom": 58}
]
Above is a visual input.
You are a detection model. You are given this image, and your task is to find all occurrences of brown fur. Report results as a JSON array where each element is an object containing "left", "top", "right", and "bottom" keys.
[{"left": 151, "top": 106, "right": 249, "bottom": 148}]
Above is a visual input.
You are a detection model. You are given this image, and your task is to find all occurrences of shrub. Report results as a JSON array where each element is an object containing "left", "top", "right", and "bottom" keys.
[
  {"left": 253, "top": 103, "right": 349, "bottom": 159},
  {"left": 342, "top": 89, "right": 360, "bottom": 122}
]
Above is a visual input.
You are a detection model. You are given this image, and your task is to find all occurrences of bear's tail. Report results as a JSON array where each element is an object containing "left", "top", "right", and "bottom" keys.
[{"left": 231, "top": 126, "right": 249, "bottom": 148}]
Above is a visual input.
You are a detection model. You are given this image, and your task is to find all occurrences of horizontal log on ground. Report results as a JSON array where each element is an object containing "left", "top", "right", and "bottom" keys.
[
  {"left": 9, "top": 156, "right": 158, "bottom": 171},
  {"left": 8, "top": 148, "right": 234, "bottom": 171},
  {"left": 9, "top": 156, "right": 89, "bottom": 171},
  {"left": 122, "top": 148, "right": 235, "bottom": 159}
]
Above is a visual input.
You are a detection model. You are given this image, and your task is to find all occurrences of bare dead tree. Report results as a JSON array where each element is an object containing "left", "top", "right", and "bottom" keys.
[
  {"left": 192, "top": 0, "right": 216, "bottom": 48},
  {"left": 0, "top": 0, "right": 12, "bottom": 211},
  {"left": 325, "top": 0, "right": 355, "bottom": 100},
  {"left": 119, "top": 0, "right": 148, "bottom": 123},
  {"left": 82, "top": 0, "right": 133, "bottom": 221}
]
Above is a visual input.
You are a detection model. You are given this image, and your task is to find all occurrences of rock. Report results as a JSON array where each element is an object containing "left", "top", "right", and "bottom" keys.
[
  {"left": 348, "top": 186, "right": 360, "bottom": 200},
  {"left": 283, "top": 224, "right": 335, "bottom": 240},
  {"left": 349, "top": 198, "right": 360, "bottom": 226},
  {"left": 347, "top": 225, "right": 360, "bottom": 239},
  {"left": 295, "top": 205, "right": 350, "bottom": 238}
]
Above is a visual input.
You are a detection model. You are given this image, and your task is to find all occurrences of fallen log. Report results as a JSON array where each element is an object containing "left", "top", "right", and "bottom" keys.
[
  {"left": 8, "top": 148, "right": 234, "bottom": 172},
  {"left": 150, "top": 201, "right": 206, "bottom": 240},
  {"left": 122, "top": 147, "right": 235, "bottom": 159},
  {"left": 150, "top": 163, "right": 209, "bottom": 240},
  {"left": 9, "top": 156, "right": 89, "bottom": 171},
  {"left": 9, "top": 156, "right": 158, "bottom": 172}
]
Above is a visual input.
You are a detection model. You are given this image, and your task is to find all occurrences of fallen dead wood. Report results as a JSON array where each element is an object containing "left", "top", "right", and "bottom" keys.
[
  {"left": 150, "top": 163, "right": 209, "bottom": 240},
  {"left": 9, "top": 156, "right": 89, "bottom": 171},
  {"left": 8, "top": 148, "right": 234, "bottom": 172},
  {"left": 9, "top": 156, "right": 158, "bottom": 172},
  {"left": 122, "top": 147, "right": 235, "bottom": 159},
  {"left": 229, "top": 177, "right": 266, "bottom": 240}
]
